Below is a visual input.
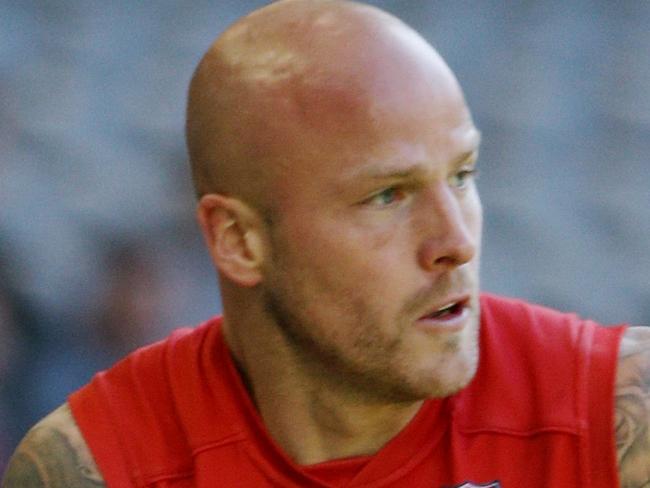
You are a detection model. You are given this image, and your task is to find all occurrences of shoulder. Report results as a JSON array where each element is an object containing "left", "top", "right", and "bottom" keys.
[
  {"left": 615, "top": 326, "right": 650, "bottom": 487},
  {"left": 479, "top": 293, "right": 607, "bottom": 353},
  {"left": 2, "top": 402, "right": 105, "bottom": 487}
]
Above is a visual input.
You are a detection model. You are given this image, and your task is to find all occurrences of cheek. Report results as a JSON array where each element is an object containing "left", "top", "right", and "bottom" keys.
[
  {"left": 465, "top": 188, "right": 483, "bottom": 244},
  {"left": 275, "top": 218, "right": 405, "bottom": 312}
]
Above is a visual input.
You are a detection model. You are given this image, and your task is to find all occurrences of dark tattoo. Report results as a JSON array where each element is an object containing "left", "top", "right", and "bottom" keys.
[
  {"left": 2, "top": 404, "right": 105, "bottom": 487},
  {"left": 615, "top": 327, "right": 650, "bottom": 488}
]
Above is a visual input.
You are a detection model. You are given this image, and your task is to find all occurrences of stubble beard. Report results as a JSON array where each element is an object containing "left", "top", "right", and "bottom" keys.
[
  {"left": 262, "top": 281, "right": 480, "bottom": 405},
  {"left": 261, "top": 219, "right": 481, "bottom": 404},
  {"left": 264, "top": 286, "right": 412, "bottom": 404}
]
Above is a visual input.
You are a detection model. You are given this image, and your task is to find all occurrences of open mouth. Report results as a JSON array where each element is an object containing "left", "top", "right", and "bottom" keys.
[{"left": 420, "top": 299, "right": 468, "bottom": 320}]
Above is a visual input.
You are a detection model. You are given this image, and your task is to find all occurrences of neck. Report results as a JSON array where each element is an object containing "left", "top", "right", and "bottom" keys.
[
  {"left": 221, "top": 307, "right": 422, "bottom": 465},
  {"left": 267, "top": 392, "right": 423, "bottom": 465}
]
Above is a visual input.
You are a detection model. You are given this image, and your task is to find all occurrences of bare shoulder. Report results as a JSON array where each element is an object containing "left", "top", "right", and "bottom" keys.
[
  {"left": 2, "top": 402, "right": 105, "bottom": 487},
  {"left": 615, "top": 326, "right": 650, "bottom": 488}
]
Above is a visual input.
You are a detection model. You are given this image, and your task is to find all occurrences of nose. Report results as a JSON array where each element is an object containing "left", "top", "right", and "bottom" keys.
[{"left": 417, "top": 185, "right": 479, "bottom": 272}]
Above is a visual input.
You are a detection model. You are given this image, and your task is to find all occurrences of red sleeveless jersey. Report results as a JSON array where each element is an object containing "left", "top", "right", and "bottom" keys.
[{"left": 69, "top": 294, "right": 626, "bottom": 487}]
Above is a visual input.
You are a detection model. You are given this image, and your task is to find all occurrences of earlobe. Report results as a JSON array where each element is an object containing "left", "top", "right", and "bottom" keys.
[{"left": 197, "top": 194, "right": 264, "bottom": 287}]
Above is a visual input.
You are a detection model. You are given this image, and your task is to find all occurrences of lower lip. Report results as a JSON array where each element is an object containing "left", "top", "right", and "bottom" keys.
[{"left": 414, "top": 305, "right": 470, "bottom": 334}]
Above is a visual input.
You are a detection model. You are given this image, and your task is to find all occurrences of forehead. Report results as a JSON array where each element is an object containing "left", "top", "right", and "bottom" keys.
[
  {"left": 273, "top": 77, "right": 479, "bottom": 174},
  {"left": 275, "top": 49, "right": 473, "bottom": 177},
  {"left": 341, "top": 128, "right": 482, "bottom": 182},
  {"left": 266, "top": 110, "right": 480, "bottom": 214}
]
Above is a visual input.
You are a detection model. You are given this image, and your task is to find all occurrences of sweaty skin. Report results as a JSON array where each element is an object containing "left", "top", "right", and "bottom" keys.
[{"left": 3, "top": 0, "right": 650, "bottom": 485}]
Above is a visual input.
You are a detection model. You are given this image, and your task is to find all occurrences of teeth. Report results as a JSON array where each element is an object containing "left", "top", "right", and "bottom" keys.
[
  {"left": 426, "top": 303, "right": 456, "bottom": 319},
  {"left": 420, "top": 300, "right": 464, "bottom": 320},
  {"left": 436, "top": 302, "right": 456, "bottom": 312}
]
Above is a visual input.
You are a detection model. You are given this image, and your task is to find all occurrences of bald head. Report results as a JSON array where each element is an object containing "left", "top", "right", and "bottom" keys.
[{"left": 185, "top": 0, "right": 468, "bottom": 211}]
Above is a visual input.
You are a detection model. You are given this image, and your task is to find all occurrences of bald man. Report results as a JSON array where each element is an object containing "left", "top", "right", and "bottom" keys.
[{"left": 4, "top": 1, "right": 650, "bottom": 487}]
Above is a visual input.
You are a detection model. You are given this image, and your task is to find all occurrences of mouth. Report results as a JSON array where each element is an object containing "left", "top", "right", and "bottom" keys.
[
  {"left": 421, "top": 299, "right": 467, "bottom": 319},
  {"left": 415, "top": 296, "right": 471, "bottom": 331}
]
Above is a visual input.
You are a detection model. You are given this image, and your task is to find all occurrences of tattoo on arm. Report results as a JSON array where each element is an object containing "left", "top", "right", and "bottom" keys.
[
  {"left": 615, "top": 327, "right": 650, "bottom": 488},
  {"left": 2, "top": 403, "right": 104, "bottom": 487}
]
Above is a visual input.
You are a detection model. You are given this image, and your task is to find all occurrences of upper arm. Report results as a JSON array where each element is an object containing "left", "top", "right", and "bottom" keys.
[
  {"left": 615, "top": 326, "right": 650, "bottom": 488},
  {"left": 1, "top": 402, "right": 105, "bottom": 487}
]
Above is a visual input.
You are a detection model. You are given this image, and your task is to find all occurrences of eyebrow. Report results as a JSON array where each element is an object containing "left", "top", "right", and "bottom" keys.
[{"left": 350, "top": 149, "right": 479, "bottom": 182}]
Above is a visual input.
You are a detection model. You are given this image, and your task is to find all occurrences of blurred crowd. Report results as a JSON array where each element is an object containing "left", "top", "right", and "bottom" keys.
[
  {"left": 2, "top": 0, "right": 649, "bottom": 471},
  {"left": 0, "top": 236, "right": 185, "bottom": 466}
]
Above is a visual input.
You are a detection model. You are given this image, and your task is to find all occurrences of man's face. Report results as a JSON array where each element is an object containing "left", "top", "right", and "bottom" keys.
[{"left": 258, "top": 71, "right": 483, "bottom": 402}]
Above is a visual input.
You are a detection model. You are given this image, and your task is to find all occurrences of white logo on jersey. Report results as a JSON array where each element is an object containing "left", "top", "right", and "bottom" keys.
[{"left": 450, "top": 482, "right": 501, "bottom": 488}]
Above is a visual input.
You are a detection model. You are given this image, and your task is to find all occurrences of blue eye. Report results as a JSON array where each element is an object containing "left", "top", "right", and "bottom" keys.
[
  {"left": 366, "top": 187, "right": 405, "bottom": 207},
  {"left": 450, "top": 168, "right": 478, "bottom": 189}
]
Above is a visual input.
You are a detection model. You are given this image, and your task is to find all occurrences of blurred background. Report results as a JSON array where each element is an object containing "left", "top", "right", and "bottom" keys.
[{"left": 1, "top": 0, "right": 649, "bottom": 469}]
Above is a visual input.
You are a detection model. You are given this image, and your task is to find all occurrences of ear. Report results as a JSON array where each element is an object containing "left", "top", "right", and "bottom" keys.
[{"left": 197, "top": 194, "right": 266, "bottom": 287}]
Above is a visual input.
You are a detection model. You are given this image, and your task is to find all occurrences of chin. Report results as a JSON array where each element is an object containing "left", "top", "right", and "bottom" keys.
[
  {"left": 415, "top": 349, "right": 480, "bottom": 400},
  {"left": 379, "top": 359, "right": 477, "bottom": 403},
  {"left": 430, "top": 367, "right": 477, "bottom": 399}
]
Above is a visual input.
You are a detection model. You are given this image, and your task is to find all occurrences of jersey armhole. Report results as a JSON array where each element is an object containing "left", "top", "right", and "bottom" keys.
[
  {"left": 581, "top": 323, "right": 627, "bottom": 487},
  {"left": 69, "top": 379, "right": 137, "bottom": 487}
]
